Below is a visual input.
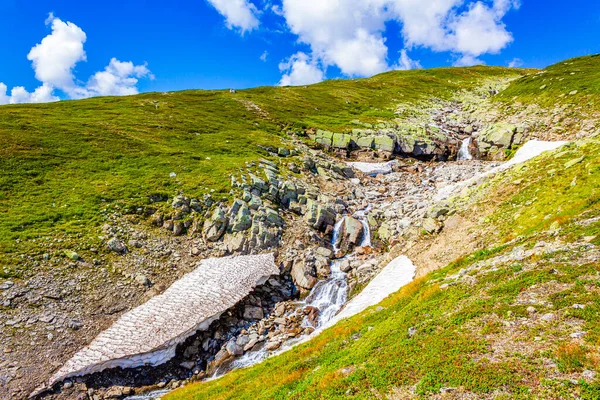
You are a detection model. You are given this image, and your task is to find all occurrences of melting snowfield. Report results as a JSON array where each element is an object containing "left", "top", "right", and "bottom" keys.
[
  {"left": 347, "top": 160, "right": 398, "bottom": 176},
  {"left": 323, "top": 255, "right": 416, "bottom": 329},
  {"left": 35, "top": 253, "right": 279, "bottom": 395},
  {"left": 436, "top": 140, "right": 568, "bottom": 201}
]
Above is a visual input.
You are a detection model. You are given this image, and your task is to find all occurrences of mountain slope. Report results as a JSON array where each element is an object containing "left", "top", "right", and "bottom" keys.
[{"left": 167, "top": 133, "right": 600, "bottom": 400}]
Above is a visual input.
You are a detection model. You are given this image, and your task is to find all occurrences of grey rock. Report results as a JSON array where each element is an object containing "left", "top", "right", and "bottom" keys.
[
  {"left": 291, "top": 259, "right": 317, "bottom": 290},
  {"left": 107, "top": 238, "right": 128, "bottom": 254},
  {"left": 204, "top": 208, "right": 228, "bottom": 241},
  {"left": 334, "top": 216, "right": 364, "bottom": 255},
  {"left": 243, "top": 305, "right": 264, "bottom": 320}
]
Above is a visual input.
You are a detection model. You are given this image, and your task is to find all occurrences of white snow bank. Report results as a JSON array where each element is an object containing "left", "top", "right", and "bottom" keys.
[
  {"left": 323, "top": 255, "right": 416, "bottom": 329},
  {"left": 347, "top": 160, "right": 398, "bottom": 176},
  {"left": 435, "top": 140, "right": 568, "bottom": 202},
  {"left": 272, "top": 255, "right": 416, "bottom": 353}
]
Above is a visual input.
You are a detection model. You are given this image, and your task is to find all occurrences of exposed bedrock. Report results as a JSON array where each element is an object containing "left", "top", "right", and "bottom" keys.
[{"left": 33, "top": 253, "right": 280, "bottom": 397}]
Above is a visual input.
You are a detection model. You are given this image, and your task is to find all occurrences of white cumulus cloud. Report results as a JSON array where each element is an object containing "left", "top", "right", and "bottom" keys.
[
  {"left": 453, "top": 54, "right": 485, "bottom": 67},
  {"left": 393, "top": 49, "right": 422, "bottom": 70},
  {"left": 206, "top": 0, "right": 260, "bottom": 33},
  {"left": 0, "top": 14, "right": 152, "bottom": 105},
  {"left": 278, "top": 52, "right": 325, "bottom": 86},
  {"left": 86, "top": 58, "right": 153, "bottom": 97},
  {"left": 508, "top": 57, "right": 524, "bottom": 68},
  {"left": 275, "top": 0, "right": 519, "bottom": 83},
  {"left": 27, "top": 13, "right": 87, "bottom": 96}
]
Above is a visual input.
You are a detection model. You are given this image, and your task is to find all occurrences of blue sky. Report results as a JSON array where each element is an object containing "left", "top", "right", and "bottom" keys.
[{"left": 0, "top": 0, "right": 599, "bottom": 103}]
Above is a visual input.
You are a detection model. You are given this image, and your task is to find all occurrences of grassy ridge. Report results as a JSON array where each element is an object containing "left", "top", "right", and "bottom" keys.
[
  {"left": 0, "top": 66, "right": 521, "bottom": 276},
  {"left": 167, "top": 138, "right": 600, "bottom": 399},
  {"left": 496, "top": 54, "right": 600, "bottom": 110},
  {"left": 0, "top": 92, "right": 282, "bottom": 276}
]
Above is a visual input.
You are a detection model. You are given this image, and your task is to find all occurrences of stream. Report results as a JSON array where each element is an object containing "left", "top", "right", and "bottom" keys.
[{"left": 126, "top": 210, "right": 371, "bottom": 399}]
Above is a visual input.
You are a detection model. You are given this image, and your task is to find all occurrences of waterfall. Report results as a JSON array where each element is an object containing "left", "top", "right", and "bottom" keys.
[
  {"left": 128, "top": 207, "right": 373, "bottom": 398},
  {"left": 353, "top": 205, "right": 372, "bottom": 248},
  {"left": 331, "top": 218, "right": 345, "bottom": 253},
  {"left": 457, "top": 137, "right": 473, "bottom": 161}
]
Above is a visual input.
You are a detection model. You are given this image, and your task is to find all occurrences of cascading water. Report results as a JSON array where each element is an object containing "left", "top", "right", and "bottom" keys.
[
  {"left": 127, "top": 209, "right": 372, "bottom": 399},
  {"left": 457, "top": 137, "right": 473, "bottom": 161}
]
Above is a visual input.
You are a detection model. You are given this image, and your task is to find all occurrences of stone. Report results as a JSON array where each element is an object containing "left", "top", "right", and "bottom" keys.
[
  {"left": 243, "top": 305, "right": 264, "bottom": 320},
  {"left": 340, "top": 260, "right": 352, "bottom": 273},
  {"left": 63, "top": 250, "right": 81, "bottom": 261},
  {"left": 68, "top": 320, "right": 83, "bottom": 330},
  {"left": 332, "top": 133, "right": 351, "bottom": 149},
  {"left": 373, "top": 135, "right": 395, "bottom": 152},
  {"left": 265, "top": 341, "right": 281, "bottom": 351},
  {"left": 0, "top": 281, "right": 14, "bottom": 290},
  {"left": 224, "top": 232, "right": 246, "bottom": 253},
  {"left": 564, "top": 156, "right": 584, "bottom": 169},
  {"left": 273, "top": 303, "right": 286, "bottom": 317},
  {"left": 180, "top": 361, "right": 196, "bottom": 370},
  {"left": 278, "top": 148, "right": 290, "bottom": 157},
  {"left": 230, "top": 202, "right": 252, "bottom": 232},
  {"left": 107, "top": 238, "right": 128, "bottom": 255},
  {"left": 173, "top": 221, "right": 185, "bottom": 236},
  {"left": 478, "top": 123, "right": 517, "bottom": 153},
  {"left": 315, "top": 247, "right": 333, "bottom": 259},
  {"left": 315, "top": 256, "right": 330, "bottom": 278},
  {"left": 172, "top": 195, "right": 190, "bottom": 209},
  {"left": 422, "top": 218, "right": 442, "bottom": 234},
  {"left": 204, "top": 208, "right": 228, "bottom": 241},
  {"left": 225, "top": 340, "right": 244, "bottom": 356},
  {"left": 355, "top": 135, "right": 375, "bottom": 149},
  {"left": 265, "top": 208, "right": 284, "bottom": 227},
  {"left": 291, "top": 259, "right": 317, "bottom": 290},
  {"left": 334, "top": 216, "right": 364, "bottom": 256},
  {"left": 134, "top": 273, "right": 151, "bottom": 287}
]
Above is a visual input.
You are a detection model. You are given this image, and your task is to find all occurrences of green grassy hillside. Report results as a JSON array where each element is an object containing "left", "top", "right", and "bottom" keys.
[
  {"left": 0, "top": 66, "right": 520, "bottom": 278},
  {"left": 166, "top": 136, "right": 600, "bottom": 400},
  {"left": 496, "top": 54, "right": 600, "bottom": 110}
]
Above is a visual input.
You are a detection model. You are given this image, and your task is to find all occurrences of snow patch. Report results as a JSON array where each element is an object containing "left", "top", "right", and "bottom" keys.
[{"left": 347, "top": 160, "right": 397, "bottom": 176}]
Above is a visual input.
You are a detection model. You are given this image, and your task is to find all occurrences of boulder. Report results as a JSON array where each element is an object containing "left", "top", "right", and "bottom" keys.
[
  {"left": 334, "top": 216, "right": 364, "bottom": 256},
  {"left": 63, "top": 250, "right": 81, "bottom": 261},
  {"left": 477, "top": 123, "right": 517, "bottom": 153},
  {"left": 332, "top": 133, "right": 352, "bottom": 149},
  {"left": 224, "top": 232, "right": 246, "bottom": 253},
  {"left": 203, "top": 208, "right": 228, "bottom": 241},
  {"left": 107, "top": 238, "right": 128, "bottom": 254},
  {"left": 243, "top": 305, "right": 264, "bottom": 320},
  {"left": 422, "top": 218, "right": 443, "bottom": 234},
  {"left": 354, "top": 135, "right": 375, "bottom": 149},
  {"left": 230, "top": 201, "right": 252, "bottom": 232},
  {"left": 291, "top": 259, "right": 317, "bottom": 290},
  {"left": 373, "top": 135, "right": 395, "bottom": 152}
]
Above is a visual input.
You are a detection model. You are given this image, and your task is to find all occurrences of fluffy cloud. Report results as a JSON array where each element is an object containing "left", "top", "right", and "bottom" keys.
[
  {"left": 27, "top": 13, "right": 87, "bottom": 96},
  {"left": 0, "top": 14, "right": 152, "bottom": 105},
  {"left": 508, "top": 57, "right": 524, "bottom": 68},
  {"left": 274, "top": 0, "right": 519, "bottom": 83},
  {"left": 393, "top": 49, "right": 422, "bottom": 70},
  {"left": 260, "top": 50, "right": 268, "bottom": 62},
  {"left": 85, "top": 58, "right": 153, "bottom": 97},
  {"left": 453, "top": 54, "right": 485, "bottom": 67},
  {"left": 278, "top": 52, "right": 325, "bottom": 86},
  {"left": 206, "top": 0, "right": 260, "bottom": 33}
]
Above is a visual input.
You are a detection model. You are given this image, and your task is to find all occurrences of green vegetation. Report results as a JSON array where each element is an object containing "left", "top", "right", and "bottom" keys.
[
  {"left": 0, "top": 66, "right": 522, "bottom": 276},
  {"left": 167, "top": 137, "right": 600, "bottom": 399},
  {"left": 497, "top": 54, "right": 600, "bottom": 110}
]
